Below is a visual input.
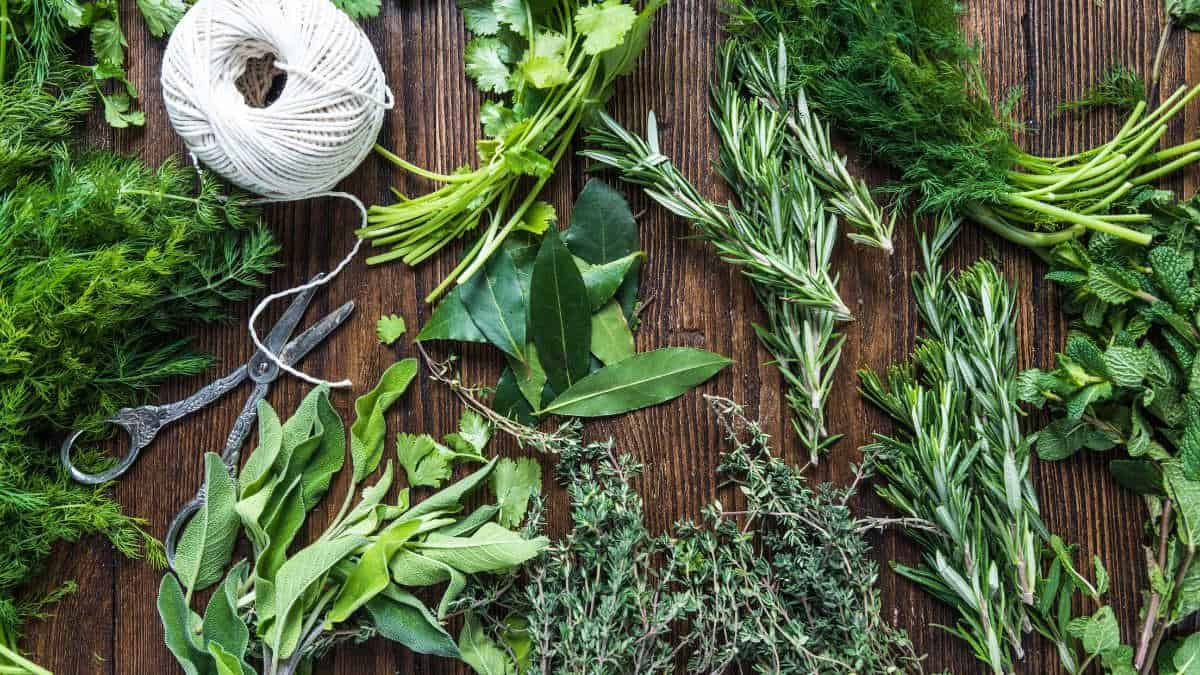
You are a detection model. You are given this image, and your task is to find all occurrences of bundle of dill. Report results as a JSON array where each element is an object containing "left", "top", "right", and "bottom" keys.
[
  {"left": 722, "top": 0, "right": 1200, "bottom": 250},
  {"left": 0, "top": 72, "right": 277, "bottom": 664}
]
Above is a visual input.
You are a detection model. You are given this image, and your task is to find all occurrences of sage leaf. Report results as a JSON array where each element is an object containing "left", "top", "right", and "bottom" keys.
[
  {"left": 438, "top": 504, "right": 502, "bottom": 537},
  {"left": 459, "top": 612, "right": 514, "bottom": 675},
  {"left": 175, "top": 452, "right": 240, "bottom": 594},
  {"left": 539, "top": 347, "right": 731, "bottom": 417},
  {"left": 301, "top": 391, "right": 346, "bottom": 507},
  {"left": 415, "top": 522, "right": 549, "bottom": 573},
  {"left": 417, "top": 288, "right": 489, "bottom": 343},
  {"left": 403, "top": 457, "right": 498, "bottom": 522},
  {"left": 267, "top": 534, "right": 369, "bottom": 658},
  {"left": 239, "top": 400, "right": 283, "bottom": 498},
  {"left": 530, "top": 228, "right": 591, "bottom": 392},
  {"left": 366, "top": 588, "right": 460, "bottom": 658},
  {"left": 328, "top": 519, "right": 421, "bottom": 622},
  {"left": 461, "top": 246, "right": 529, "bottom": 360},
  {"left": 342, "top": 462, "right": 400, "bottom": 532},
  {"left": 208, "top": 642, "right": 253, "bottom": 675},
  {"left": 254, "top": 477, "right": 306, "bottom": 592},
  {"left": 562, "top": 179, "right": 638, "bottom": 264},
  {"left": 202, "top": 561, "right": 250, "bottom": 659},
  {"left": 491, "top": 458, "right": 541, "bottom": 528},
  {"left": 157, "top": 574, "right": 211, "bottom": 675},
  {"left": 589, "top": 300, "right": 635, "bottom": 366},
  {"left": 389, "top": 549, "right": 467, "bottom": 618},
  {"left": 351, "top": 358, "right": 418, "bottom": 483},
  {"left": 576, "top": 251, "right": 643, "bottom": 310}
]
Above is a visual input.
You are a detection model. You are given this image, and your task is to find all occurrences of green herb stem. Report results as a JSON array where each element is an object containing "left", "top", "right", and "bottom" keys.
[{"left": 999, "top": 194, "right": 1152, "bottom": 245}]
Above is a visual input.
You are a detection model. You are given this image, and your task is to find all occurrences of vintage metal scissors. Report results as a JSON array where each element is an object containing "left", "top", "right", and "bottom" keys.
[{"left": 60, "top": 277, "right": 354, "bottom": 563}]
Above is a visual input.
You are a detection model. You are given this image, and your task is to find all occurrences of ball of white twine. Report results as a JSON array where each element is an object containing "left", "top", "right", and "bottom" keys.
[{"left": 161, "top": 0, "right": 393, "bottom": 388}]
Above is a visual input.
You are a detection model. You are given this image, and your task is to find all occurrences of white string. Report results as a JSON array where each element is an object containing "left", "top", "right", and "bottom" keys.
[{"left": 161, "top": 0, "right": 392, "bottom": 387}]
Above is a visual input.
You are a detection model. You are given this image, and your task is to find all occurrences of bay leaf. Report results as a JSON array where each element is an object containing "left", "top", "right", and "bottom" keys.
[
  {"left": 509, "top": 343, "right": 547, "bottom": 410},
  {"left": 351, "top": 358, "right": 418, "bottom": 483},
  {"left": 175, "top": 452, "right": 240, "bottom": 594},
  {"left": 366, "top": 587, "right": 460, "bottom": 658},
  {"left": 530, "top": 228, "right": 591, "bottom": 393},
  {"left": 539, "top": 347, "right": 731, "bottom": 417},
  {"left": 562, "top": 179, "right": 638, "bottom": 264},
  {"left": 576, "top": 252, "right": 643, "bottom": 310},
  {"left": 589, "top": 300, "right": 635, "bottom": 366},
  {"left": 461, "top": 246, "right": 528, "bottom": 360},
  {"left": 416, "top": 288, "right": 489, "bottom": 343}
]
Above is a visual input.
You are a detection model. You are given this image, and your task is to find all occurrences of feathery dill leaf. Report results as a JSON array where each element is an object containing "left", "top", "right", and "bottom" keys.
[
  {"left": 0, "top": 76, "right": 278, "bottom": 663},
  {"left": 1057, "top": 64, "right": 1146, "bottom": 117}
]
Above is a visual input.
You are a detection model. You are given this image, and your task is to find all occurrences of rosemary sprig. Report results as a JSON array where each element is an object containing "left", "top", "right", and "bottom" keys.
[{"left": 860, "top": 216, "right": 1106, "bottom": 674}]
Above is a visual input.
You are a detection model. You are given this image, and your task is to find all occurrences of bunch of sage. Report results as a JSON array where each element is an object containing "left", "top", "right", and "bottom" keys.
[
  {"left": 157, "top": 359, "right": 547, "bottom": 675},
  {"left": 416, "top": 179, "right": 730, "bottom": 424}
]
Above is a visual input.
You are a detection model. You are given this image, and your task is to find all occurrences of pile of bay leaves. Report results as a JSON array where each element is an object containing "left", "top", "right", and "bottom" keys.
[{"left": 417, "top": 179, "right": 731, "bottom": 422}]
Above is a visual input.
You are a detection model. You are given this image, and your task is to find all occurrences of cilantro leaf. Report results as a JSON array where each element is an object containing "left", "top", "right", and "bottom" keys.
[
  {"left": 574, "top": 0, "right": 637, "bottom": 55},
  {"left": 90, "top": 19, "right": 126, "bottom": 67},
  {"left": 518, "top": 201, "right": 557, "bottom": 234},
  {"left": 520, "top": 31, "right": 570, "bottom": 89},
  {"left": 332, "top": 0, "right": 382, "bottom": 20},
  {"left": 465, "top": 37, "right": 516, "bottom": 94},
  {"left": 136, "top": 0, "right": 188, "bottom": 37},
  {"left": 495, "top": 0, "right": 530, "bottom": 35},
  {"left": 397, "top": 434, "right": 454, "bottom": 488},
  {"left": 491, "top": 457, "right": 541, "bottom": 527},
  {"left": 449, "top": 410, "right": 492, "bottom": 453},
  {"left": 376, "top": 314, "right": 407, "bottom": 346},
  {"left": 459, "top": 0, "right": 502, "bottom": 35}
]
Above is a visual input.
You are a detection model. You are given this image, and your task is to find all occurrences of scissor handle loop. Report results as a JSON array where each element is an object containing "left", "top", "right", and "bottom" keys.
[{"left": 59, "top": 406, "right": 166, "bottom": 485}]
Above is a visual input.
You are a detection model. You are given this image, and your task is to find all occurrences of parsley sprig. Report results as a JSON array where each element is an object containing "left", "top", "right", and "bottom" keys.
[{"left": 363, "top": 0, "right": 665, "bottom": 302}]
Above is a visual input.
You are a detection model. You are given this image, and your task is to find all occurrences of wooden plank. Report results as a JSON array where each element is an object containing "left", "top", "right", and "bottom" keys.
[{"left": 20, "top": 0, "right": 1199, "bottom": 673}]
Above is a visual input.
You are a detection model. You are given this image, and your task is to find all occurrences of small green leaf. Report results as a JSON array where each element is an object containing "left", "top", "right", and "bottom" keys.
[
  {"left": 510, "top": 344, "right": 547, "bottom": 409},
  {"left": 562, "top": 180, "right": 638, "bottom": 264},
  {"left": 377, "top": 314, "right": 408, "bottom": 345},
  {"left": 465, "top": 37, "right": 514, "bottom": 94},
  {"left": 403, "top": 458, "right": 499, "bottom": 522},
  {"left": 418, "top": 289, "right": 490, "bottom": 343},
  {"left": 398, "top": 433, "right": 478, "bottom": 489},
  {"left": 540, "top": 347, "right": 730, "bottom": 417},
  {"left": 202, "top": 561, "right": 250, "bottom": 659},
  {"left": 136, "top": 0, "right": 187, "bottom": 36},
  {"left": 1067, "top": 606, "right": 1120, "bottom": 656},
  {"left": 461, "top": 246, "right": 529, "bottom": 360},
  {"left": 590, "top": 300, "right": 635, "bottom": 365},
  {"left": 459, "top": 613, "right": 514, "bottom": 675},
  {"left": 366, "top": 588, "right": 460, "bottom": 658},
  {"left": 174, "top": 453, "right": 240, "bottom": 594},
  {"left": 573, "top": 0, "right": 638, "bottom": 55},
  {"left": 520, "top": 31, "right": 570, "bottom": 89},
  {"left": 351, "top": 359, "right": 419, "bottom": 483},
  {"left": 576, "top": 252, "right": 643, "bottom": 310},
  {"left": 157, "top": 575, "right": 211, "bottom": 675},
  {"left": 445, "top": 409, "right": 493, "bottom": 453},
  {"left": 491, "top": 458, "right": 541, "bottom": 527},
  {"left": 530, "top": 229, "right": 591, "bottom": 393}
]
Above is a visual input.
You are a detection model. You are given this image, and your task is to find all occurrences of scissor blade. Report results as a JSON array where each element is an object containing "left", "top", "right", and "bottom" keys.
[
  {"left": 277, "top": 301, "right": 355, "bottom": 368},
  {"left": 261, "top": 273, "right": 326, "bottom": 355}
]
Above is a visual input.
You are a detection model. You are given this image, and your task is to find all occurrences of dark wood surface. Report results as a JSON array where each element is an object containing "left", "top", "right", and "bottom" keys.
[{"left": 22, "top": 0, "right": 1200, "bottom": 672}]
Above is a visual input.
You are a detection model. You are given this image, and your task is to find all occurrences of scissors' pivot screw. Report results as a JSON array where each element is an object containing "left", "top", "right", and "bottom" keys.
[{"left": 257, "top": 362, "right": 270, "bottom": 374}]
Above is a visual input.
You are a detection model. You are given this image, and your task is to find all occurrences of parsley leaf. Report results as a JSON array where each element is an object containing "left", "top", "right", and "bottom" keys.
[
  {"left": 574, "top": 0, "right": 637, "bottom": 55},
  {"left": 376, "top": 314, "right": 407, "bottom": 345},
  {"left": 331, "top": 0, "right": 382, "bottom": 20},
  {"left": 136, "top": 0, "right": 188, "bottom": 37}
]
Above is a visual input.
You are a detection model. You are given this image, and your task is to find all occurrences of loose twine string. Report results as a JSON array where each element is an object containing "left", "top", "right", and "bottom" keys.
[{"left": 161, "top": 0, "right": 392, "bottom": 387}]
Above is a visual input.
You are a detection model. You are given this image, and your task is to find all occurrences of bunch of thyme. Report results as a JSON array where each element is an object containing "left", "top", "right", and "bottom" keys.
[
  {"left": 860, "top": 217, "right": 1112, "bottom": 674},
  {"left": 455, "top": 398, "right": 921, "bottom": 674},
  {"left": 583, "top": 38, "right": 893, "bottom": 461}
]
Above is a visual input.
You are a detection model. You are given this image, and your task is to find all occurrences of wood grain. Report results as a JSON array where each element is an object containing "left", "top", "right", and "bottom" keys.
[{"left": 21, "top": 0, "right": 1199, "bottom": 672}]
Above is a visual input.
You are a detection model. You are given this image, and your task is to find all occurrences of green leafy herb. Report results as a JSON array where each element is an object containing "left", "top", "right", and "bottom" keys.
[
  {"left": 362, "top": 0, "right": 666, "bottom": 301},
  {"left": 377, "top": 314, "right": 408, "bottom": 345},
  {"left": 538, "top": 347, "right": 730, "bottom": 417},
  {"left": 1057, "top": 64, "right": 1146, "bottom": 117},
  {"left": 860, "top": 217, "right": 1104, "bottom": 674},
  {"left": 157, "top": 363, "right": 548, "bottom": 675},
  {"left": 455, "top": 398, "right": 920, "bottom": 673},
  {"left": 530, "top": 229, "right": 592, "bottom": 393}
]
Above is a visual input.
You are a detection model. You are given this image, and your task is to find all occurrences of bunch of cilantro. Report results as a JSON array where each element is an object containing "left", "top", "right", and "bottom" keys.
[
  {"left": 1020, "top": 192, "right": 1200, "bottom": 673},
  {"left": 363, "top": 0, "right": 665, "bottom": 302}
]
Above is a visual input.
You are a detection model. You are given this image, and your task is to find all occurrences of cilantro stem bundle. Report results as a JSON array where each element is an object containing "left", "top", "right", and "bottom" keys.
[
  {"left": 722, "top": 0, "right": 1200, "bottom": 251},
  {"left": 362, "top": 0, "right": 664, "bottom": 302}
]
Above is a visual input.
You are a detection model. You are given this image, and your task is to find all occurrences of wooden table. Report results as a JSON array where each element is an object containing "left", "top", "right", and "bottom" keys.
[{"left": 22, "top": 0, "right": 1200, "bottom": 672}]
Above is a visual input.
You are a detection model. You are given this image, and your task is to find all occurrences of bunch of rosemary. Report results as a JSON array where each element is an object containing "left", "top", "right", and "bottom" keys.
[
  {"left": 722, "top": 0, "right": 1200, "bottom": 251},
  {"left": 452, "top": 397, "right": 921, "bottom": 674},
  {"left": 1019, "top": 192, "right": 1200, "bottom": 673},
  {"left": 0, "top": 73, "right": 277, "bottom": 668},
  {"left": 860, "top": 217, "right": 1122, "bottom": 674},
  {"left": 583, "top": 37, "right": 891, "bottom": 462}
]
